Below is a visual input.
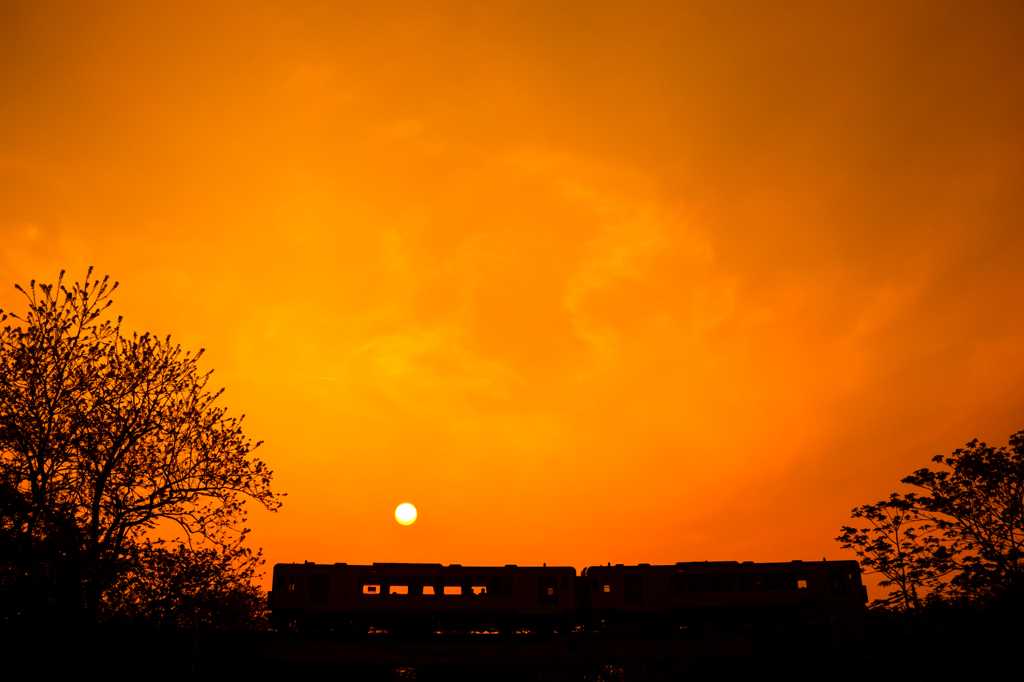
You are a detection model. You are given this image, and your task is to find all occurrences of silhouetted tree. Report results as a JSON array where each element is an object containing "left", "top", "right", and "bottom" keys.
[
  {"left": 836, "top": 494, "right": 938, "bottom": 610},
  {"left": 0, "top": 269, "right": 282, "bottom": 623},
  {"left": 903, "top": 435, "right": 1024, "bottom": 603},
  {"left": 103, "top": 541, "right": 269, "bottom": 629},
  {"left": 838, "top": 430, "right": 1024, "bottom": 609}
]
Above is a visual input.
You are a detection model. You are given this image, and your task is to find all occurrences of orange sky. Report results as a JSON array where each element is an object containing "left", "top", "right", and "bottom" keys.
[{"left": 3, "top": 1, "right": 1024, "bottom": 592}]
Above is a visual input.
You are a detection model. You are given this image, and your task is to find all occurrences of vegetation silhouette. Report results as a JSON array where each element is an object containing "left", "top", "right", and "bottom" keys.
[
  {"left": 2, "top": 270, "right": 1017, "bottom": 678},
  {"left": 837, "top": 429, "right": 1024, "bottom": 610},
  {"left": 0, "top": 269, "right": 281, "bottom": 627}
]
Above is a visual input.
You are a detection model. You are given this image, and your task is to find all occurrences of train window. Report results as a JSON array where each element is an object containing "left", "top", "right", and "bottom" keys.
[
  {"left": 471, "top": 585, "right": 488, "bottom": 595},
  {"left": 829, "top": 569, "right": 847, "bottom": 596},
  {"left": 763, "top": 572, "right": 791, "bottom": 590},
  {"left": 363, "top": 584, "right": 380, "bottom": 594},
  {"left": 721, "top": 575, "right": 742, "bottom": 592},
  {"left": 288, "top": 577, "right": 295, "bottom": 591},
  {"left": 310, "top": 574, "right": 329, "bottom": 603},
  {"left": 693, "top": 575, "right": 718, "bottom": 593},
  {"left": 742, "top": 574, "right": 765, "bottom": 591},
  {"left": 669, "top": 576, "right": 686, "bottom": 594},
  {"left": 603, "top": 584, "right": 611, "bottom": 593},
  {"left": 390, "top": 585, "right": 409, "bottom": 595},
  {"left": 423, "top": 585, "right": 436, "bottom": 595},
  {"left": 797, "top": 579, "right": 807, "bottom": 589},
  {"left": 625, "top": 575, "right": 643, "bottom": 603},
  {"left": 539, "top": 577, "right": 558, "bottom": 604},
  {"left": 497, "top": 577, "right": 514, "bottom": 596},
  {"left": 443, "top": 586, "right": 462, "bottom": 595}
]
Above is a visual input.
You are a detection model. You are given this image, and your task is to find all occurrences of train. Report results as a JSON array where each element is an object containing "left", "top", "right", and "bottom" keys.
[{"left": 269, "top": 559, "right": 867, "bottom": 632}]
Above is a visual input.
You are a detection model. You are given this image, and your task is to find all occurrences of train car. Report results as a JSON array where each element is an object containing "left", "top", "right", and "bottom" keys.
[
  {"left": 270, "top": 562, "right": 577, "bottom": 631},
  {"left": 581, "top": 560, "right": 867, "bottom": 625}
]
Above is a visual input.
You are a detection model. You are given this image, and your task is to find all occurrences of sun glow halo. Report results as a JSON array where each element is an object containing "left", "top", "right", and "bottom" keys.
[{"left": 395, "top": 503, "right": 417, "bottom": 525}]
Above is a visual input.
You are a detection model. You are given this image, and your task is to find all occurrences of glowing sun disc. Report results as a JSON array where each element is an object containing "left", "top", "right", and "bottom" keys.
[{"left": 395, "top": 503, "right": 417, "bottom": 525}]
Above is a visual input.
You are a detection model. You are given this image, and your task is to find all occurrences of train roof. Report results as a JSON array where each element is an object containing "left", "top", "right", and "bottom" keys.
[
  {"left": 273, "top": 559, "right": 859, "bottom": 573},
  {"left": 583, "top": 559, "right": 859, "bottom": 571},
  {"left": 274, "top": 561, "right": 576, "bottom": 571}
]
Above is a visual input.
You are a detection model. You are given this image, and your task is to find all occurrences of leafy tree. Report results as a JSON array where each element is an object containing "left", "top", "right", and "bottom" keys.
[
  {"left": 836, "top": 494, "right": 939, "bottom": 610},
  {"left": 103, "top": 541, "right": 269, "bottom": 629},
  {"left": 838, "top": 430, "right": 1024, "bottom": 609},
  {"left": 0, "top": 269, "right": 282, "bottom": 623},
  {"left": 902, "top": 435, "right": 1024, "bottom": 602}
]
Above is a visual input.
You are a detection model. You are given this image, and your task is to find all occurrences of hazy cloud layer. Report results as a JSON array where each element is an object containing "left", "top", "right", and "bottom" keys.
[{"left": 2, "top": 1, "right": 1023, "bottom": 579}]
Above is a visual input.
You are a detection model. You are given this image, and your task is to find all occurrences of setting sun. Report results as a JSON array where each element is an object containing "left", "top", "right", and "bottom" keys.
[
  {"left": 395, "top": 503, "right": 417, "bottom": 526},
  {"left": 2, "top": 0, "right": 1024, "bottom": 603}
]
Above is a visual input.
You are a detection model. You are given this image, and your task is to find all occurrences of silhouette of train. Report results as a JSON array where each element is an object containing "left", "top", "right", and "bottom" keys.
[{"left": 269, "top": 559, "right": 867, "bottom": 630}]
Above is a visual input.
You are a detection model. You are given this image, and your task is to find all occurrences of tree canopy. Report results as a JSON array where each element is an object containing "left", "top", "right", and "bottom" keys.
[
  {"left": 838, "top": 430, "right": 1024, "bottom": 609},
  {"left": 103, "top": 541, "right": 270, "bottom": 629},
  {"left": 0, "top": 269, "right": 282, "bottom": 623}
]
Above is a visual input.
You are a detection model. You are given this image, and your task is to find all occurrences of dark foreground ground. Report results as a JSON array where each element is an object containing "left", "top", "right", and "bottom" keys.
[{"left": 6, "top": 602, "right": 1019, "bottom": 681}]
